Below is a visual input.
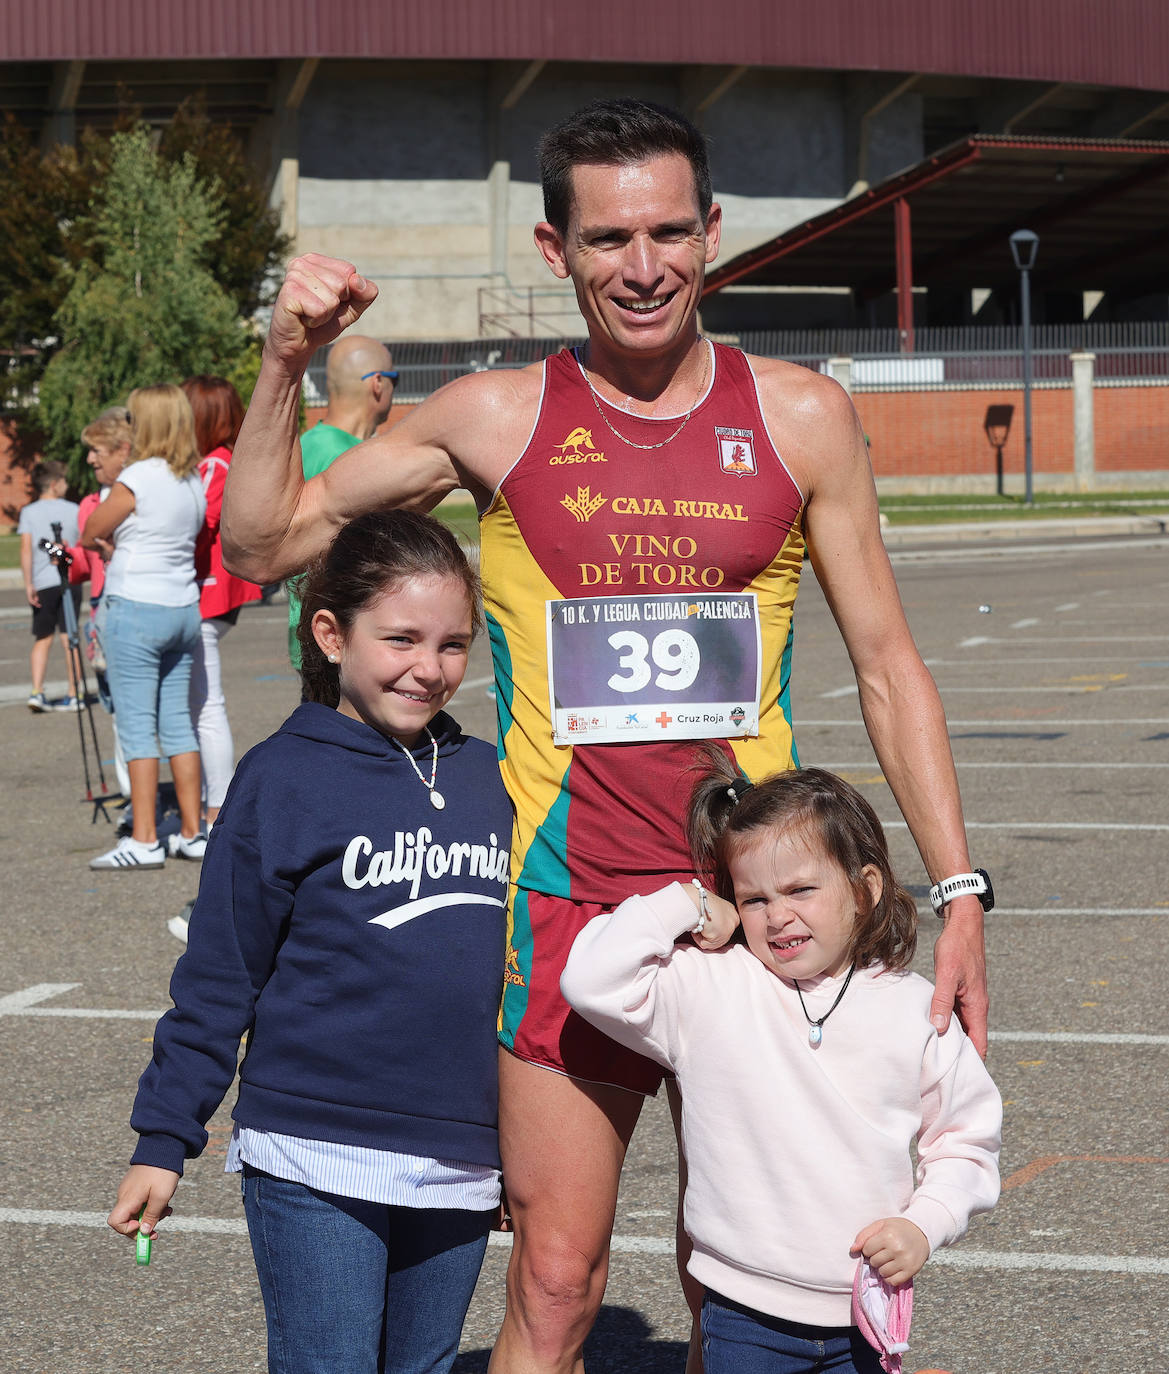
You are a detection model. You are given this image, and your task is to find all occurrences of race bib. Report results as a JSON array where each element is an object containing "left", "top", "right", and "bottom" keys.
[{"left": 547, "top": 593, "right": 762, "bottom": 745}]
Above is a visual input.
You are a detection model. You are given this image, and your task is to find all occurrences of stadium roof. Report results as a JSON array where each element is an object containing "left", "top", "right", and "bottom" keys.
[
  {"left": 3, "top": 0, "right": 1169, "bottom": 92},
  {"left": 702, "top": 135, "right": 1169, "bottom": 308}
]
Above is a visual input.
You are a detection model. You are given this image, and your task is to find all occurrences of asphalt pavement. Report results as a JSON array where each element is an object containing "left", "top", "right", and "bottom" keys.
[{"left": 2, "top": 519, "right": 1168, "bottom": 1374}]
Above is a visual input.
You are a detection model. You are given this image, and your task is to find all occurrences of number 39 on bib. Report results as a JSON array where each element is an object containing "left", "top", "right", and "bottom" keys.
[{"left": 546, "top": 593, "right": 763, "bottom": 745}]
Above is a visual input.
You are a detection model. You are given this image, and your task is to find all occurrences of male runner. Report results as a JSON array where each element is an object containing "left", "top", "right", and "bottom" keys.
[{"left": 223, "top": 99, "right": 989, "bottom": 1374}]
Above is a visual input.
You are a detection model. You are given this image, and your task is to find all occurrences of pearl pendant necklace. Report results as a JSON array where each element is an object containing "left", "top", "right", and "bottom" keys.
[
  {"left": 794, "top": 965, "right": 856, "bottom": 1048},
  {"left": 391, "top": 726, "right": 445, "bottom": 810}
]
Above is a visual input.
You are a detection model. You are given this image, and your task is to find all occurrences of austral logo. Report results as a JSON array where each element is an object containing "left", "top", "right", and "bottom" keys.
[
  {"left": 561, "top": 486, "right": 608, "bottom": 523},
  {"left": 715, "top": 427, "right": 757, "bottom": 477},
  {"left": 550, "top": 426, "right": 606, "bottom": 465},
  {"left": 504, "top": 945, "right": 527, "bottom": 988}
]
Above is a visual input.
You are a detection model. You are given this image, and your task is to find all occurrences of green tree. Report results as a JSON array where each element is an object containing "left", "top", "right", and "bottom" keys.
[
  {"left": 0, "top": 98, "right": 287, "bottom": 435},
  {"left": 160, "top": 97, "right": 290, "bottom": 320},
  {"left": 38, "top": 126, "right": 249, "bottom": 484}
]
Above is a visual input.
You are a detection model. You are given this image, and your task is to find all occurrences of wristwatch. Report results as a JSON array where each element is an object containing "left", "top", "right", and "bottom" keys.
[{"left": 929, "top": 869, "right": 994, "bottom": 918}]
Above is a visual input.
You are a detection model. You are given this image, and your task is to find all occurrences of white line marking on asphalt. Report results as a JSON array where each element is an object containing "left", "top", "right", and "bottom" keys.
[
  {"left": 825, "top": 760, "right": 1169, "bottom": 769},
  {"left": 927, "top": 656, "right": 1139, "bottom": 666},
  {"left": 1011, "top": 618, "right": 1040, "bottom": 628},
  {"left": 4, "top": 1210, "right": 1166, "bottom": 1273},
  {"left": 1055, "top": 602, "right": 1080, "bottom": 612},
  {"left": 0, "top": 985, "right": 162, "bottom": 1020},
  {"left": 799, "top": 718, "right": 1169, "bottom": 727},
  {"left": 990, "top": 908, "right": 1169, "bottom": 917},
  {"left": 929, "top": 1249, "right": 1169, "bottom": 1275},
  {"left": 991, "top": 1032, "right": 1169, "bottom": 1046},
  {"left": 960, "top": 636, "right": 992, "bottom": 647},
  {"left": 887, "top": 821, "right": 1169, "bottom": 832},
  {"left": 0, "top": 984, "right": 80, "bottom": 1012},
  {"left": 946, "top": 635, "right": 1169, "bottom": 644},
  {"left": 820, "top": 685, "right": 858, "bottom": 699},
  {"left": 936, "top": 685, "right": 1169, "bottom": 693}
]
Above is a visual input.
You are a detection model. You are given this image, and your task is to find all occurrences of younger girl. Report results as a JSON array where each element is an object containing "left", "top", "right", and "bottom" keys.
[
  {"left": 561, "top": 758, "right": 1001, "bottom": 1374},
  {"left": 109, "top": 510, "right": 512, "bottom": 1374}
]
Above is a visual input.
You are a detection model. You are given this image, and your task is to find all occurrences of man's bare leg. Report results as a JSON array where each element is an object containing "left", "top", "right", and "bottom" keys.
[
  {"left": 490, "top": 1049, "right": 645, "bottom": 1374},
  {"left": 666, "top": 1078, "right": 703, "bottom": 1374}
]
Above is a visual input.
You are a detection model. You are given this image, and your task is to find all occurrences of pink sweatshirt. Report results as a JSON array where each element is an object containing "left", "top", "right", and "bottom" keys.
[{"left": 561, "top": 883, "right": 1002, "bottom": 1327}]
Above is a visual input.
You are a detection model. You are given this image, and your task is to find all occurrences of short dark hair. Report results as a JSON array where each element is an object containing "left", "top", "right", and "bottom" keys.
[
  {"left": 32, "top": 460, "right": 68, "bottom": 495},
  {"left": 539, "top": 98, "right": 712, "bottom": 236},
  {"left": 296, "top": 510, "right": 483, "bottom": 708},
  {"left": 687, "top": 749, "right": 918, "bottom": 972}
]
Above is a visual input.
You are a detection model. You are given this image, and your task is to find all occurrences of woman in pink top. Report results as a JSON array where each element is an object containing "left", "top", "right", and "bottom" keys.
[
  {"left": 181, "top": 376, "right": 262, "bottom": 831},
  {"left": 562, "top": 759, "right": 1001, "bottom": 1374}
]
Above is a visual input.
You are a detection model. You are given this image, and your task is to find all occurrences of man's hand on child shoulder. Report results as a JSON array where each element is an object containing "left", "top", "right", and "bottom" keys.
[
  {"left": 684, "top": 882, "right": 741, "bottom": 951},
  {"left": 851, "top": 1217, "right": 930, "bottom": 1287}
]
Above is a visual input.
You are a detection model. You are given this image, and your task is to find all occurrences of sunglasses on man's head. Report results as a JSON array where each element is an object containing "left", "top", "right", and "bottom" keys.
[{"left": 361, "top": 370, "right": 399, "bottom": 382}]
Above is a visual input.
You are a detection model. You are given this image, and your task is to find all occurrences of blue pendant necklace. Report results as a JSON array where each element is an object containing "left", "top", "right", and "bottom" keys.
[{"left": 794, "top": 965, "right": 856, "bottom": 1048}]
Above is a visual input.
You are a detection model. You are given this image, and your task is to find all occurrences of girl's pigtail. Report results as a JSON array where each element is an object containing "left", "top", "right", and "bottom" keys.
[{"left": 686, "top": 743, "right": 750, "bottom": 899}]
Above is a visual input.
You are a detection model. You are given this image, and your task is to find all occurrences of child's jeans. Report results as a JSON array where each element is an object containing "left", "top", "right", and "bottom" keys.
[
  {"left": 701, "top": 1290, "right": 883, "bottom": 1374},
  {"left": 240, "top": 1164, "right": 491, "bottom": 1374}
]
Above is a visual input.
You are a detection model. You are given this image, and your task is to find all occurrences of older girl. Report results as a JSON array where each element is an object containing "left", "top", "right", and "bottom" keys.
[{"left": 109, "top": 511, "right": 511, "bottom": 1374}]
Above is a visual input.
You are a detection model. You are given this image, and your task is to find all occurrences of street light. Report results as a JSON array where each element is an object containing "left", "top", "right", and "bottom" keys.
[{"left": 1009, "top": 229, "right": 1040, "bottom": 506}]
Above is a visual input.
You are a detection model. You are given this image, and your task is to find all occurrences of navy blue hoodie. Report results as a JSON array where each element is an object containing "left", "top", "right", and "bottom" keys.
[{"left": 130, "top": 703, "right": 512, "bottom": 1176}]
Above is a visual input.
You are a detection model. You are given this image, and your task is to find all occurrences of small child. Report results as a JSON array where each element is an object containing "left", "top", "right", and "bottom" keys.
[
  {"left": 109, "top": 510, "right": 513, "bottom": 1374},
  {"left": 17, "top": 460, "right": 83, "bottom": 711},
  {"left": 561, "top": 757, "right": 1001, "bottom": 1374}
]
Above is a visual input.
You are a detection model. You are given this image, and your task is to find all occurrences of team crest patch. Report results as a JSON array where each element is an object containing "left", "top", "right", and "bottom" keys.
[{"left": 715, "top": 426, "right": 757, "bottom": 477}]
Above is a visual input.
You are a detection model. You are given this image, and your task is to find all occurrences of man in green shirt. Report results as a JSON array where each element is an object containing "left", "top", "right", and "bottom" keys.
[{"left": 288, "top": 334, "right": 397, "bottom": 665}]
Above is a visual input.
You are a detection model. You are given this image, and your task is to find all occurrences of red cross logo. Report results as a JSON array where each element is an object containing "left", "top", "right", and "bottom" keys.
[{"left": 655, "top": 711, "right": 672, "bottom": 729}]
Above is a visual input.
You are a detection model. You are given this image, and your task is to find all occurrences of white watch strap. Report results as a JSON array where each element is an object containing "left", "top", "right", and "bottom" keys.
[{"left": 929, "top": 871, "right": 988, "bottom": 915}]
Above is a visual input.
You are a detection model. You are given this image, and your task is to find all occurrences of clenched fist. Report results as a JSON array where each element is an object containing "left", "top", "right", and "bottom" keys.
[{"left": 265, "top": 253, "right": 380, "bottom": 372}]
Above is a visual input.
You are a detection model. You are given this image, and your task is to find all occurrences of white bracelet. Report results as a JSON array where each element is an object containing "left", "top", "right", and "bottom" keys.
[{"left": 690, "top": 879, "right": 710, "bottom": 935}]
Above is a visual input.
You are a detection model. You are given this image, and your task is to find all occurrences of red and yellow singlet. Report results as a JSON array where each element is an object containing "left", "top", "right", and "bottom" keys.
[{"left": 481, "top": 343, "right": 805, "bottom": 905}]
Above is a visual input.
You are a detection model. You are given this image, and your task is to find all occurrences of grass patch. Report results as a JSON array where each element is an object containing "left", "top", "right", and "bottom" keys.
[
  {"left": 433, "top": 494, "right": 481, "bottom": 548},
  {"left": 0, "top": 533, "right": 23, "bottom": 569}
]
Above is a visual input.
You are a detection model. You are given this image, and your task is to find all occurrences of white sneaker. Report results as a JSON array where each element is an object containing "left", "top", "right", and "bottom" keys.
[
  {"left": 167, "top": 899, "right": 195, "bottom": 944},
  {"left": 90, "top": 835, "right": 166, "bottom": 870},
  {"left": 167, "top": 831, "right": 207, "bottom": 862}
]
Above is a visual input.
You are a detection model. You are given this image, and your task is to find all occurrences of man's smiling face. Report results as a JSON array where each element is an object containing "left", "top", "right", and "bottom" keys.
[{"left": 537, "top": 153, "right": 721, "bottom": 361}]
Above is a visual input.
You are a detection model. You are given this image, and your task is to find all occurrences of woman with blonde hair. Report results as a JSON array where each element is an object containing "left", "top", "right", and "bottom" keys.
[{"left": 82, "top": 384, "right": 207, "bottom": 870}]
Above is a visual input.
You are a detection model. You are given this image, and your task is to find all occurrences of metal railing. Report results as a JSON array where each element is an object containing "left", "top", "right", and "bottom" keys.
[{"left": 304, "top": 321, "right": 1169, "bottom": 404}]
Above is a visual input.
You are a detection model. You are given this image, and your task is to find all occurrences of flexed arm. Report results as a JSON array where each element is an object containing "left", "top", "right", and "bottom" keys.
[{"left": 223, "top": 254, "right": 526, "bottom": 583}]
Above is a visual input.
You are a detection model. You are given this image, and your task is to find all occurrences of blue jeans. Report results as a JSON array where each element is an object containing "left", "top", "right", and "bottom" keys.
[
  {"left": 701, "top": 1290, "right": 883, "bottom": 1374},
  {"left": 240, "top": 1165, "right": 492, "bottom": 1374},
  {"left": 103, "top": 596, "right": 201, "bottom": 760}
]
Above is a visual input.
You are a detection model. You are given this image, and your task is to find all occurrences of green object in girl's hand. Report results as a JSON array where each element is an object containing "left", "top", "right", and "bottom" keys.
[{"left": 136, "top": 1209, "right": 152, "bottom": 1266}]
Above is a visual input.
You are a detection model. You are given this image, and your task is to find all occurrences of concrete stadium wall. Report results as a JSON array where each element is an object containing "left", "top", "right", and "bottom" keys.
[{"left": 287, "top": 61, "right": 920, "bottom": 342}]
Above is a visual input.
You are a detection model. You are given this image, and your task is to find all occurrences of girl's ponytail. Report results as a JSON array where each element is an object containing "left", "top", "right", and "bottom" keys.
[{"left": 686, "top": 744, "right": 752, "bottom": 898}]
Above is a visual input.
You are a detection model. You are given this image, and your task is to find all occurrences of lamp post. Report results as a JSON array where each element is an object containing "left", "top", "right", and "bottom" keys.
[{"left": 1009, "top": 229, "right": 1039, "bottom": 506}]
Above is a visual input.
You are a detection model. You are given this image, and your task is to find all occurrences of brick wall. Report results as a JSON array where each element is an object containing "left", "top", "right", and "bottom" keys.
[{"left": 854, "top": 384, "right": 1169, "bottom": 483}]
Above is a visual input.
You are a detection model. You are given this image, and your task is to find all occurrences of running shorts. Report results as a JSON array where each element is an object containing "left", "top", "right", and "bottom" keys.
[{"left": 499, "top": 888, "right": 666, "bottom": 1097}]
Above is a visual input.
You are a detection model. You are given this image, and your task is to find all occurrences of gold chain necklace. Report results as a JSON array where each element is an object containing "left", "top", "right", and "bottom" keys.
[{"left": 580, "top": 340, "right": 710, "bottom": 452}]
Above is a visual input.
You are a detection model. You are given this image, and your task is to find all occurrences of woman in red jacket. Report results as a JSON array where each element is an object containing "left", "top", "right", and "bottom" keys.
[{"left": 182, "top": 376, "right": 262, "bottom": 834}]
